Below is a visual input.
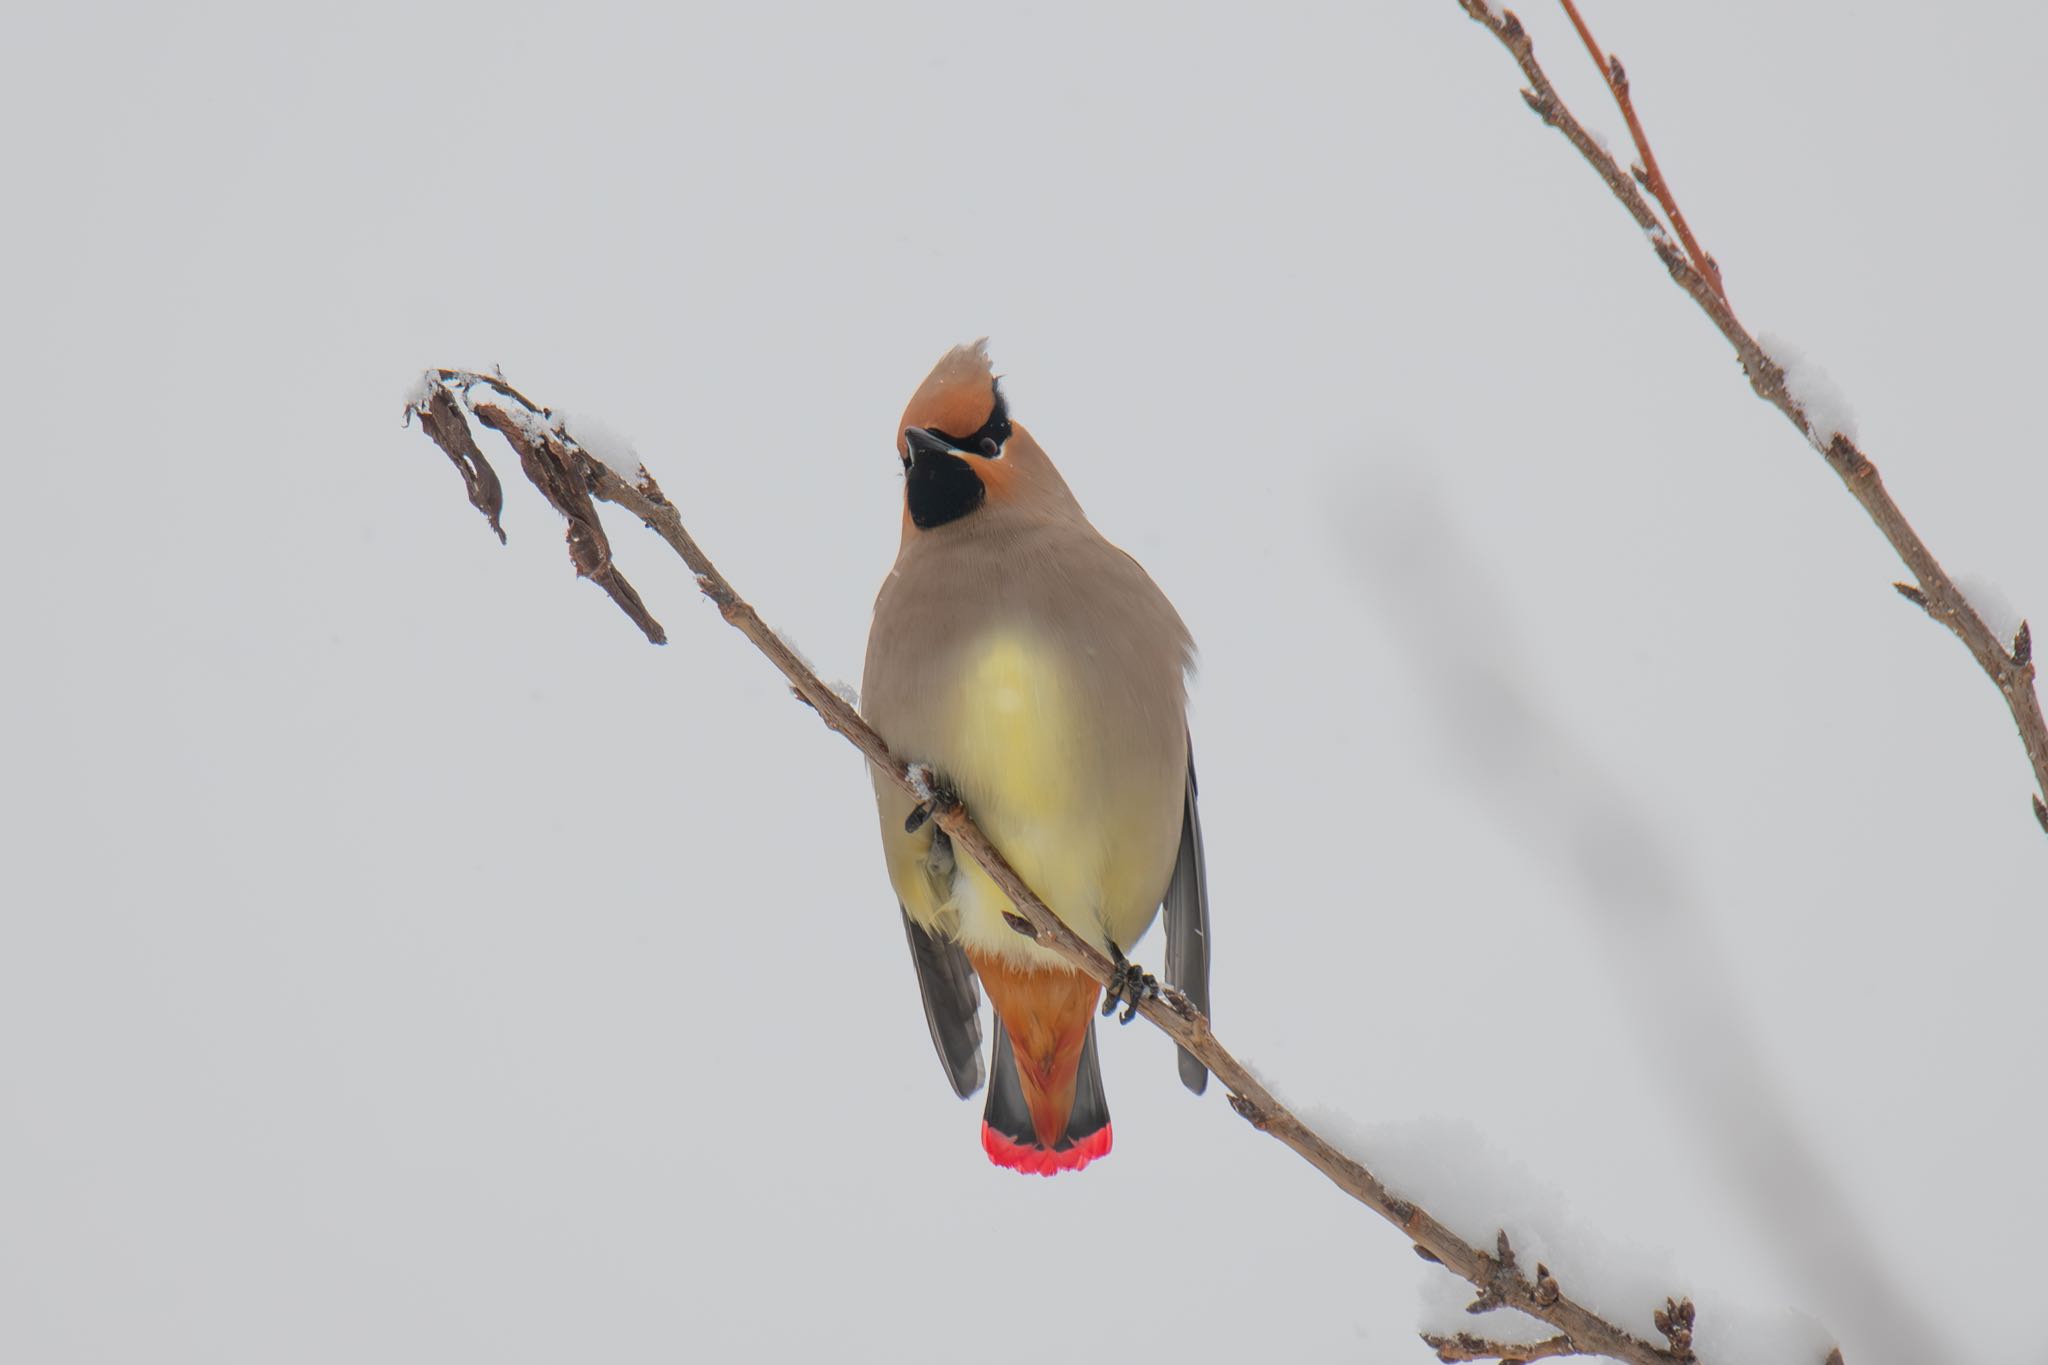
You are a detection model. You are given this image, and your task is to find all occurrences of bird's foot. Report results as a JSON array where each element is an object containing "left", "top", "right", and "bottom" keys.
[
  {"left": 903, "top": 765, "right": 959, "bottom": 834},
  {"left": 1101, "top": 944, "right": 1160, "bottom": 1025}
]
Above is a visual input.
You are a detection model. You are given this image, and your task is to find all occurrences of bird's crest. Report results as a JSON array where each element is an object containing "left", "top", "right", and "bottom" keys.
[{"left": 899, "top": 339, "right": 1005, "bottom": 451}]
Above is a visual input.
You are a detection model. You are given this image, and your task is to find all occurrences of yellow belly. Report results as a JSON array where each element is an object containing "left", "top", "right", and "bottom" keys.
[{"left": 927, "top": 631, "right": 1162, "bottom": 966}]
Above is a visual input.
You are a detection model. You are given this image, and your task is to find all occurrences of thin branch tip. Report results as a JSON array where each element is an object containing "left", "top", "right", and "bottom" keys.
[
  {"left": 1455, "top": 1, "right": 2048, "bottom": 821},
  {"left": 1552, "top": 0, "right": 1728, "bottom": 302}
]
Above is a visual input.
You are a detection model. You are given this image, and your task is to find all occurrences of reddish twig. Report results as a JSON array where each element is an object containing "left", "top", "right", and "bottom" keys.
[
  {"left": 404, "top": 370, "right": 1740, "bottom": 1365},
  {"left": 1455, "top": 1, "right": 2048, "bottom": 837},
  {"left": 1555, "top": 0, "right": 1726, "bottom": 304}
]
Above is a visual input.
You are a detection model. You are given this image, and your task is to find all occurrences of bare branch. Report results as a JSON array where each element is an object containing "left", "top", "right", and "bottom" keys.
[
  {"left": 404, "top": 372, "right": 1727, "bottom": 1365},
  {"left": 1455, "top": 1, "right": 2048, "bottom": 834}
]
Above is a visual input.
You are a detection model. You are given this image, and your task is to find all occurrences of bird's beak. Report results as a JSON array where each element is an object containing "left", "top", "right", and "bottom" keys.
[{"left": 902, "top": 426, "right": 962, "bottom": 464}]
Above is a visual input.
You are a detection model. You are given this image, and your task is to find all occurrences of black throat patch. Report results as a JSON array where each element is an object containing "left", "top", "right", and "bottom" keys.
[{"left": 906, "top": 449, "right": 985, "bottom": 529}]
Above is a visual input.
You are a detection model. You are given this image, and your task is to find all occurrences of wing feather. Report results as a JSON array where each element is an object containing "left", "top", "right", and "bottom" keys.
[
  {"left": 1162, "top": 750, "right": 1211, "bottom": 1094},
  {"left": 900, "top": 906, "right": 984, "bottom": 1098}
]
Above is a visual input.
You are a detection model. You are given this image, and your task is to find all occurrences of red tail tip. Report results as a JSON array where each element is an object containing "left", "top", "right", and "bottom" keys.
[{"left": 981, "top": 1122, "right": 1113, "bottom": 1176}]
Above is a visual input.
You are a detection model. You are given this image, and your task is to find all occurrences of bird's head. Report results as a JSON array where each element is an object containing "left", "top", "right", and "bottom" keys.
[{"left": 896, "top": 340, "right": 1077, "bottom": 533}]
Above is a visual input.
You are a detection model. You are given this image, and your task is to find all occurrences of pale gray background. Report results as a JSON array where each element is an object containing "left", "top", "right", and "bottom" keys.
[{"left": 5, "top": 3, "right": 2044, "bottom": 1362}]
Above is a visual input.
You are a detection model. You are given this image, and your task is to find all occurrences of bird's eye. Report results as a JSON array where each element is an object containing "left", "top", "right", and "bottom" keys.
[{"left": 979, "top": 437, "right": 1001, "bottom": 458}]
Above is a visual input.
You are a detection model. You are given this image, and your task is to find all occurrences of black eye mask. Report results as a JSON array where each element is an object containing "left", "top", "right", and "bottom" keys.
[{"left": 928, "top": 380, "right": 1012, "bottom": 458}]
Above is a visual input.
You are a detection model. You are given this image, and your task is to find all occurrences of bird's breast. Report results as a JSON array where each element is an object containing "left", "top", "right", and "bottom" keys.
[{"left": 943, "top": 631, "right": 1084, "bottom": 825}]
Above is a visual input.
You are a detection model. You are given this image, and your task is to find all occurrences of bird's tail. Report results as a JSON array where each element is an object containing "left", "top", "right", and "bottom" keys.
[
  {"left": 968, "top": 954, "right": 1111, "bottom": 1175},
  {"left": 981, "top": 1015, "right": 1112, "bottom": 1176}
]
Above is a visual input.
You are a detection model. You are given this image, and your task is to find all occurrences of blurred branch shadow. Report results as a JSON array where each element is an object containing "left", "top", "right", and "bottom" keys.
[{"left": 1338, "top": 463, "right": 1946, "bottom": 1364}]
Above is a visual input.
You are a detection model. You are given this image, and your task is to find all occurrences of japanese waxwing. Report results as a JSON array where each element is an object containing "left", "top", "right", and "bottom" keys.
[{"left": 862, "top": 340, "right": 1211, "bottom": 1175}]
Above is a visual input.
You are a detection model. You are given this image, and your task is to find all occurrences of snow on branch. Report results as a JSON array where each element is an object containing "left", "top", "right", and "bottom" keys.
[
  {"left": 402, "top": 369, "right": 1801, "bottom": 1365},
  {"left": 1453, "top": 0, "right": 2048, "bottom": 838}
]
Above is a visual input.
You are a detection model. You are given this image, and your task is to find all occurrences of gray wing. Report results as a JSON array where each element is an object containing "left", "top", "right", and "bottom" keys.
[
  {"left": 1162, "top": 749, "right": 1212, "bottom": 1095},
  {"left": 900, "top": 906, "right": 984, "bottom": 1099}
]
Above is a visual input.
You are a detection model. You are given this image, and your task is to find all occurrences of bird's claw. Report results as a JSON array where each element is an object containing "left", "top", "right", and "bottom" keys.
[
  {"left": 1101, "top": 945, "right": 1160, "bottom": 1025},
  {"left": 903, "top": 768, "right": 960, "bottom": 834}
]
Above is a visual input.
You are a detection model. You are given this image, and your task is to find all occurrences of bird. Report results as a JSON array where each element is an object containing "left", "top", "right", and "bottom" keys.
[{"left": 861, "top": 339, "right": 1211, "bottom": 1176}]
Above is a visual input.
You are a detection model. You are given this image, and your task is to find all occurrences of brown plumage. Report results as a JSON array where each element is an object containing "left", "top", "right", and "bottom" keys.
[{"left": 862, "top": 341, "right": 1212, "bottom": 1174}]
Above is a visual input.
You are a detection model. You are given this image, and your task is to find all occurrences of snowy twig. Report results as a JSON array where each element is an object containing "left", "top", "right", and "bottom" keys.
[
  {"left": 1425, "top": 1331, "right": 1582, "bottom": 1363},
  {"left": 411, "top": 372, "right": 665, "bottom": 644},
  {"left": 1453, "top": 0, "right": 2048, "bottom": 837},
  {"left": 404, "top": 370, "right": 1723, "bottom": 1365}
]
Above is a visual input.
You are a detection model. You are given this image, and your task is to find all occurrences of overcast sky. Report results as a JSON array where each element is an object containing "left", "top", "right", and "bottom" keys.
[{"left": 6, "top": 3, "right": 2045, "bottom": 1363}]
